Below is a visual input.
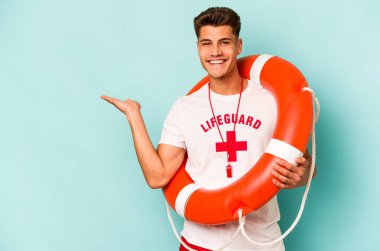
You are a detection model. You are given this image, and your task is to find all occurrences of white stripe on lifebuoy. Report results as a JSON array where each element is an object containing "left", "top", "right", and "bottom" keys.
[
  {"left": 250, "top": 54, "right": 274, "bottom": 87},
  {"left": 175, "top": 183, "right": 201, "bottom": 217},
  {"left": 264, "top": 139, "right": 303, "bottom": 165}
]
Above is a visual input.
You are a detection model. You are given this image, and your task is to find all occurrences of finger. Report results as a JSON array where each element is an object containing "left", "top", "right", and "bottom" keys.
[
  {"left": 296, "top": 157, "right": 306, "bottom": 166},
  {"left": 101, "top": 95, "right": 129, "bottom": 114},
  {"left": 272, "top": 178, "right": 290, "bottom": 189},
  {"left": 296, "top": 159, "right": 309, "bottom": 171},
  {"left": 100, "top": 95, "right": 111, "bottom": 100},
  {"left": 272, "top": 164, "right": 293, "bottom": 178},
  {"left": 103, "top": 96, "right": 126, "bottom": 110},
  {"left": 276, "top": 159, "right": 297, "bottom": 171},
  {"left": 273, "top": 165, "right": 303, "bottom": 185},
  {"left": 101, "top": 95, "right": 119, "bottom": 104},
  {"left": 271, "top": 169, "right": 295, "bottom": 187}
]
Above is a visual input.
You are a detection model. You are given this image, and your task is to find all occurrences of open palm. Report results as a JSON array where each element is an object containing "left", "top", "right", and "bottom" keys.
[{"left": 101, "top": 95, "right": 141, "bottom": 115}]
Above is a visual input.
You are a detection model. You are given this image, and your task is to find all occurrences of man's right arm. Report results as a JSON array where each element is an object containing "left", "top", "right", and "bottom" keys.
[
  {"left": 101, "top": 95, "right": 185, "bottom": 189},
  {"left": 128, "top": 107, "right": 185, "bottom": 188}
]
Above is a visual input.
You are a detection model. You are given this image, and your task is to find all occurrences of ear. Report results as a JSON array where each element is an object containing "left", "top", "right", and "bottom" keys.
[{"left": 237, "top": 38, "right": 243, "bottom": 55}]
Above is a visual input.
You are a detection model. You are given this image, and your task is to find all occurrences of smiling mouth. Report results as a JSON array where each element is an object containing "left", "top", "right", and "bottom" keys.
[{"left": 207, "top": 59, "right": 227, "bottom": 65}]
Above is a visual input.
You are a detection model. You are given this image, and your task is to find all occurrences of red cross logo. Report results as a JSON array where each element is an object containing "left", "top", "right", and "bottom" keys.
[{"left": 215, "top": 131, "right": 247, "bottom": 162}]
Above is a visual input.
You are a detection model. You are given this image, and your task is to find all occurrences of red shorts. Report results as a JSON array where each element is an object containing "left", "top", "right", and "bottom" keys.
[{"left": 179, "top": 237, "right": 211, "bottom": 251}]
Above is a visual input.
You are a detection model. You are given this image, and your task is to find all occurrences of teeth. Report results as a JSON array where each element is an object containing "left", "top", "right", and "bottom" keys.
[{"left": 209, "top": 60, "right": 224, "bottom": 64}]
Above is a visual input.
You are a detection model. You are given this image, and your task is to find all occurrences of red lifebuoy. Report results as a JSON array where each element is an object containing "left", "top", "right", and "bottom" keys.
[{"left": 163, "top": 54, "right": 313, "bottom": 225}]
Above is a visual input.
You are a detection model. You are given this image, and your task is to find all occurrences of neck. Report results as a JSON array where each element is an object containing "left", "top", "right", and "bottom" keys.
[{"left": 209, "top": 70, "right": 246, "bottom": 95}]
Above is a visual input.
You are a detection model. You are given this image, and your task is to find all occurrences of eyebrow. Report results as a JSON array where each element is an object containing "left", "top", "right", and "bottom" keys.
[{"left": 199, "top": 37, "right": 233, "bottom": 43}]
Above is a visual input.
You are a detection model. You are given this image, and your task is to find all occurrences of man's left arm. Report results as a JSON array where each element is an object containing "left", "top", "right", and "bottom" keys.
[{"left": 271, "top": 149, "right": 317, "bottom": 189}]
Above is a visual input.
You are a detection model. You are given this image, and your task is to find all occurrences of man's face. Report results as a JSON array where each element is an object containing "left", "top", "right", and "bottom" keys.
[{"left": 197, "top": 25, "right": 242, "bottom": 80}]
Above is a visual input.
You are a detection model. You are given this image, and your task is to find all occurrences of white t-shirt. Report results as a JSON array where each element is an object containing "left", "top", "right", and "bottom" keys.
[{"left": 159, "top": 80, "right": 284, "bottom": 251}]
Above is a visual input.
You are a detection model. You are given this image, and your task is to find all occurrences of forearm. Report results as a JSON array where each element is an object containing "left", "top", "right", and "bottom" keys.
[{"left": 127, "top": 110, "right": 166, "bottom": 188}]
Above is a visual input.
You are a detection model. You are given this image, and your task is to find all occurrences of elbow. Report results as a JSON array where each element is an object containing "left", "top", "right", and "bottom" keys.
[
  {"left": 146, "top": 177, "right": 170, "bottom": 189},
  {"left": 147, "top": 181, "right": 164, "bottom": 189}
]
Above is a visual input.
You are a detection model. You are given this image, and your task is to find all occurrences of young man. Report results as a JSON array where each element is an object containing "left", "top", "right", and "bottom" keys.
[{"left": 101, "top": 7, "right": 315, "bottom": 251}]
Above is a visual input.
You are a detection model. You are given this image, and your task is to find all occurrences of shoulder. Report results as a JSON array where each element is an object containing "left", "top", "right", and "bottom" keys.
[
  {"left": 173, "top": 84, "right": 208, "bottom": 106},
  {"left": 246, "top": 79, "right": 273, "bottom": 96}
]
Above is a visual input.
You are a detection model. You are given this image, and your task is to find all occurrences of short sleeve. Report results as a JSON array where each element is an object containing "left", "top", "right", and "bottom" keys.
[{"left": 159, "top": 99, "right": 186, "bottom": 149}]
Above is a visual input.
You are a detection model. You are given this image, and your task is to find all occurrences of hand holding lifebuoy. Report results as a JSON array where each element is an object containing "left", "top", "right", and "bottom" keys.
[
  {"left": 101, "top": 95, "right": 141, "bottom": 122},
  {"left": 271, "top": 157, "right": 309, "bottom": 189}
]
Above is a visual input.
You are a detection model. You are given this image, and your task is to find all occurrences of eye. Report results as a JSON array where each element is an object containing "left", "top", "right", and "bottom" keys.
[
  {"left": 201, "top": 42, "right": 211, "bottom": 46},
  {"left": 221, "top": 40, "right": 231, "bottom": 45}
]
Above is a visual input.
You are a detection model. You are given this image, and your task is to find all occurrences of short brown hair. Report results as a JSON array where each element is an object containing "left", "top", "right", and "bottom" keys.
[{"left": 193, "top": 7, "right": 241, "bottom": 38}]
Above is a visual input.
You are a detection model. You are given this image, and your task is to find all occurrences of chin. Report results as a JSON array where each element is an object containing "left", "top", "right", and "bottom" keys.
[
  {"left": 210, "top": 74, "right": 225, "bottom": 80},
  {"left": 206, "top": 69, "right": 225, "bottom": 79},
  {"left": 209, "top": 70, "right": 231, "bottom": 80}
]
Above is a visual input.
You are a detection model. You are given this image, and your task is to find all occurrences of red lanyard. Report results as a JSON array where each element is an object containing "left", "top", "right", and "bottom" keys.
[{"left": 208, "top": 78, "right": 243, "bottom": 178}]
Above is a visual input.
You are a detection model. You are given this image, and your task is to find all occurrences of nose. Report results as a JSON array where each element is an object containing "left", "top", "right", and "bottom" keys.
[{"left": 210, "top": 44, "right": 222, "bottom": 57}]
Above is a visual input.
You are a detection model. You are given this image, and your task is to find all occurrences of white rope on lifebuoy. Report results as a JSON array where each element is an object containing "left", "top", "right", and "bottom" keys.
[
  {"left": 166, "top": 88, "right": 320, "bottom": 250},
  {"left": 303, "top": 87, "right": 320, "bottom": 122},
  {"left": 166, "top": 202, "right": 197, "bottom": 251},
  {"left": 238, "top": 87, "right": 320, "bottom": 246}
]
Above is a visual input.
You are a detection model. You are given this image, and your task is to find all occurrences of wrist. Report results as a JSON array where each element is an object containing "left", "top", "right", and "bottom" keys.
[{"left": 125, "top": 108, "right": 141, "bottom": 124}]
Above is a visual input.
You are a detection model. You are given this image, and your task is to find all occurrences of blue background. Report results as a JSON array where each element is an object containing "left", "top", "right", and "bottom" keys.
[{"left": 1, "top": 0, "right": 379, "bottom": 250}]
